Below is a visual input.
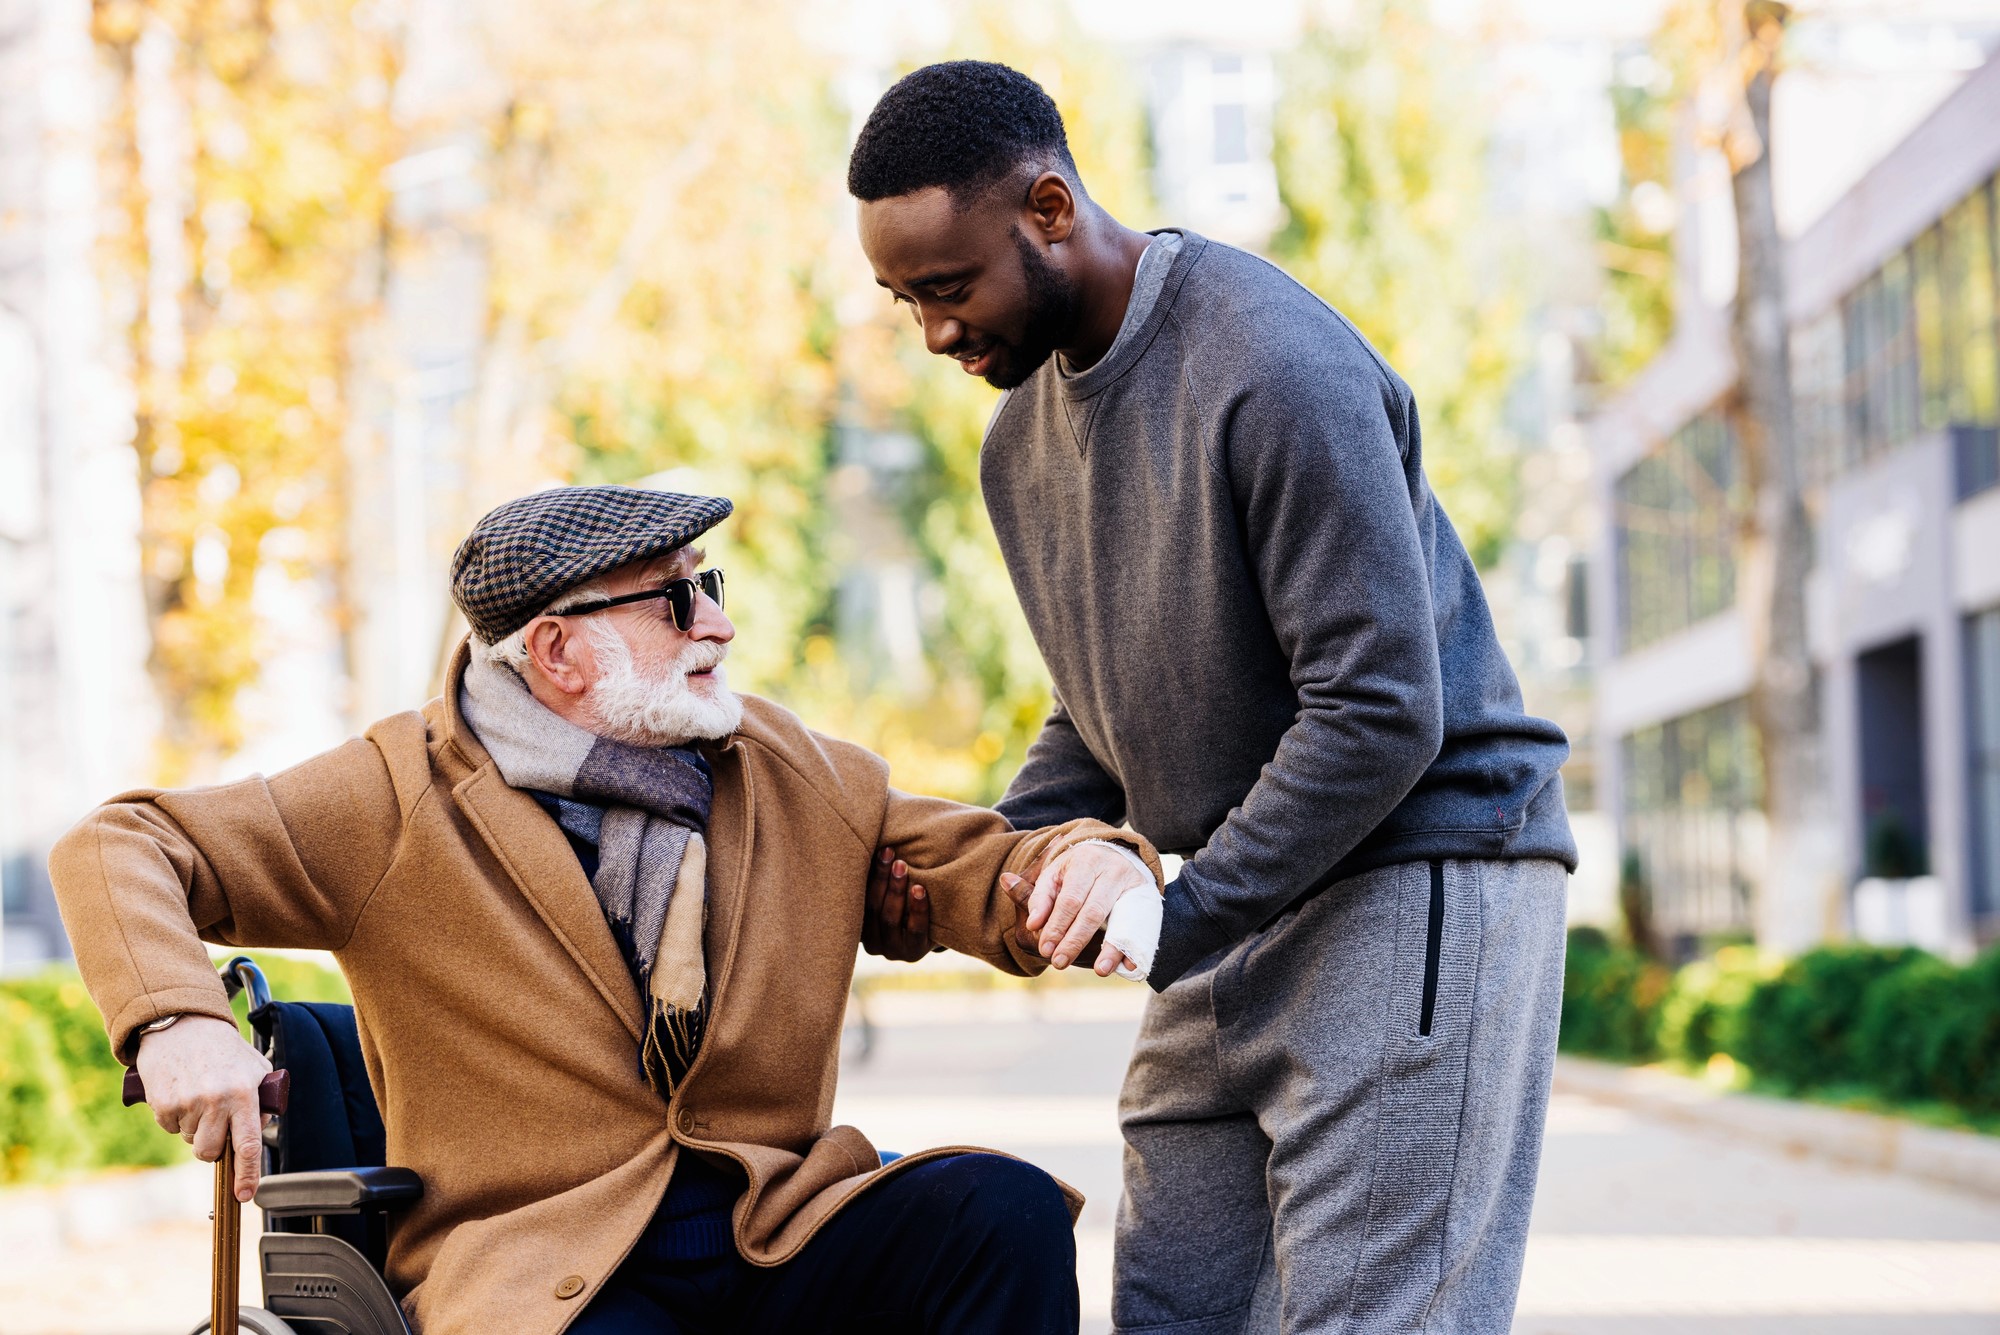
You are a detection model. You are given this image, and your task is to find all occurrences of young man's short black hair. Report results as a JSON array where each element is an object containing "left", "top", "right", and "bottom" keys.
[{"left": 847, "top": 60, "right": 1079, "bottom": 206}]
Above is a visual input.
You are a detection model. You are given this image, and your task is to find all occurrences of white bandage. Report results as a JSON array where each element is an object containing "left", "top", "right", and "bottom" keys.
[{"left": 1080, "top": 839, "right": 1164, "bottom": 982}]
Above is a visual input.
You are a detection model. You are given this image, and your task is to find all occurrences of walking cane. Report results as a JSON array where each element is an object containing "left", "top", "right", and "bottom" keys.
[{"left": 125, "top": 1068, "right": 291, "bottom": 1335}]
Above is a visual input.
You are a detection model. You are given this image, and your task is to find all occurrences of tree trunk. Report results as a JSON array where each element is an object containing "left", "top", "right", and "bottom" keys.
[
  {"left": 1726, "top": 3, "right": 1835, "bottom": 949},
  {"left": 129, "top": 14, "right": 196, "bottom": 760}
]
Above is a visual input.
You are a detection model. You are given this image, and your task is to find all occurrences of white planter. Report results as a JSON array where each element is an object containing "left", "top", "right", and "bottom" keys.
[{"left": 1851, "top": 875, "right": 1952, "bottom": 954}]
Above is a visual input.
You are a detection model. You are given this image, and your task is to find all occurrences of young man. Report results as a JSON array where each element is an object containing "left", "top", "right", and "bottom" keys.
[
  {"left": 49, "top": 485, "right": 1163, "bottom": 1335},
  {"left": 851, "top": 62, "right": 1577, "bottom": 1335}
]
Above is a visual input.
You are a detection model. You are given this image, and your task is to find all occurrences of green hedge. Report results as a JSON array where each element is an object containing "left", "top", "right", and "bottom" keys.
[
  {"left": 0, "top": 953, "right": 349, "bottom": 1182},
  {"left": 1658, "top": 945, "right": 1772, "bottom": 1065},
  {"left": 1856, "top": 948, "right": 2000, "bottom": 1111},
  {"left": 0, "top": 996, "right": 88, "bottom": 1182},
  {"left": 1736, "top": 945, "right": 1932, "bottom": 1091},
  {"left": 1561, "top": 927, "right": 2000, "bottom": 1121},
  {"left": 1559, "top": 927, "right": 1670, "bottom": 1061},
  {"left": 0, "top": 973, "right": 181, "bottom": 1177}
]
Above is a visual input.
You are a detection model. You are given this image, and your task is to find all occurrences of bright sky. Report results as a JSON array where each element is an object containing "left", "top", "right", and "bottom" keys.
[{"left": 1064, "top": 0, "right": 1673, "bottom": 45}]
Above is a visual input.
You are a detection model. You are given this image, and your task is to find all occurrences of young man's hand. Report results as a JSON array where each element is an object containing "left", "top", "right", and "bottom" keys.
[
  {"left": 134, "top": 1014, "right": 273, "bottom": 1202},
  {"left": 862, "top": 846, "right": 934, "bottom": 961}
]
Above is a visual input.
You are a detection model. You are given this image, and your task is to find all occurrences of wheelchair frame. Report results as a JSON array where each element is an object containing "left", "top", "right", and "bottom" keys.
[{"left": 128, "top": 956, "right": 423, "bottom": 1335}]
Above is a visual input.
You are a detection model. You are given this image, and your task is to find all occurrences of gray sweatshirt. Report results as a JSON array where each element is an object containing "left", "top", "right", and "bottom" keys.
[{"left": 985, "top": 230, "right": 1575, "bottom": 988}]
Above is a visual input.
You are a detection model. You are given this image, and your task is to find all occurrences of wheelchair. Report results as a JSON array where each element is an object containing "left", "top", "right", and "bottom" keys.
[{"left": 126, "top": 956, "right": 420, "bottom": 1335}]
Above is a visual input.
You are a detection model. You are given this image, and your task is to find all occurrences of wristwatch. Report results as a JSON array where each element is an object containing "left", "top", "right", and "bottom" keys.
[{"left": 138, "top": 1012, "right": 183, "bottom": 1036}]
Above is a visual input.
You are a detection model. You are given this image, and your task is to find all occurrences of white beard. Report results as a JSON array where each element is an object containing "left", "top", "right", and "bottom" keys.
[{"left": 580, "top": 621, "right": 743, "bottom": 746}]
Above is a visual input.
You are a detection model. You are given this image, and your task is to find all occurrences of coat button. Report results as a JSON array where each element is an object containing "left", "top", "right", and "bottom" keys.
[
  {"left": 675, "top": 1107, "right": 695, "bottom": 1134},
  {"left": 554, "top": 1275, "right": 586, "bottom": 1300}
]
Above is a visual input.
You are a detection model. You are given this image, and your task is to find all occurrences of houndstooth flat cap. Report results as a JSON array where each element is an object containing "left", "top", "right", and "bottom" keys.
[{"left": 450, "top": 485, "right": 733, "bottom": 644}]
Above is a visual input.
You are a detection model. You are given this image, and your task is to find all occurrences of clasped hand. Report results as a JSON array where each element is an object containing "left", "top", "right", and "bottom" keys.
[
  {"left": 865, "top": 841, "right": 1154, "bottom": 976},
  {"left": 1003, "top": 841, "right": 1149, "bottom": 977}
]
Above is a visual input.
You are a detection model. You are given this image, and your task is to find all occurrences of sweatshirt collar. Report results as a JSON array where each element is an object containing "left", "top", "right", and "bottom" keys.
[{"left": 1054, "top": 228, "right": 1205, "bottom": 403}]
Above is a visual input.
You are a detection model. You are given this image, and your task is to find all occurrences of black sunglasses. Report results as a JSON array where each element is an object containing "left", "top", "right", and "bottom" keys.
[{"left": 553, "top": 568, "right": 725, "bottom": 632}]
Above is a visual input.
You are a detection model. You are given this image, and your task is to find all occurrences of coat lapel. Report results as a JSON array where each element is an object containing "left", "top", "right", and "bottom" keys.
[
  {"left": 438, "top": 637, "right": 647, "bottom": 1043},
  {"left": 696, "top": 738, "right": 755, "bottom": 1017},
  {"left": 455, "top": 766, "right": 647, "bottom": 1041}
]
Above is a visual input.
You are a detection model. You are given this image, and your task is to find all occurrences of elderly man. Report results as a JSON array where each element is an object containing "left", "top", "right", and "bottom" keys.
[{"left": 49, "top": 486, "right": 1164, "bottom": 1335}]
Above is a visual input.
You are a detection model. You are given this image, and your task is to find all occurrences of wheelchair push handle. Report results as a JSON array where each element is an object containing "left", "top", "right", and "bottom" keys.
[{"left": 121, "top": 1067, "right": 291, "bottom": 1115}]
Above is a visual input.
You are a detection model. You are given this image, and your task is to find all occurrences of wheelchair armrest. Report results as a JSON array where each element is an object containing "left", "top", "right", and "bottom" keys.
[{"left": 257, "top": 1167, "right": 424, "bottom": 1217}]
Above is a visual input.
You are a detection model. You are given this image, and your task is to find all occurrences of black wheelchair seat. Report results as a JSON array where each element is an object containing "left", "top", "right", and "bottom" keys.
[{"left": 250, "top": 999, "right": 395, "bottom": 1267}]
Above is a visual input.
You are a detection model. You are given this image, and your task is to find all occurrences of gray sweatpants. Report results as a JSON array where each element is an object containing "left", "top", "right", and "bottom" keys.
[{"left": 1112, "top": 858, "right": 1568, "bottom": 1335}]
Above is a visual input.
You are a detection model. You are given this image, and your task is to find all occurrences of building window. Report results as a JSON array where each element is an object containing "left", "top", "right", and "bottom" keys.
[
  {"left": 1844, "top": 248, "right": 1922, "bottom": 466},
  {"left": 1, "top": 853, "right": 28, "bottom": 916},
  {"left": 1621, "top": 698, "right": 1765, "bottom": 938},
  {"left": 1930, "top": 183, "right": 2000, "bottom": 432},
  {"left": 1969, "top": 607, "right": 2000, "bottom": 924},
  {"left": 1614, "top": 407, "right": 1739, "bottom": 652},
  {"left": 1794, "top": 173, "right": 2000, "bottom": 493},
  {"left": 1212, "top": 101, "right": 1250, "bottom": 166},
  {"left": 1144, "top": 49, "right": 1280, "bottom": 246},
  {"left": 1793, "top": 309, "right": 1847, "bottom": 492}
]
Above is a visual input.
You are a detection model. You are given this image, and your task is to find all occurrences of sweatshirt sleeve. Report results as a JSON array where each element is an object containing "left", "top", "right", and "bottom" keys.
[
  {"left": 994, "top": 694, "right": 1128, "bottom": 831},
  {"left": 46, "top": 718, "right": 424, "bottom": 1060},
  {"left": 1151, "top": 359, "right": 1444, "bottom": 986}
]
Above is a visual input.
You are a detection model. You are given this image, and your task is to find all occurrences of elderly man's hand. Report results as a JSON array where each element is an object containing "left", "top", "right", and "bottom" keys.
[
  {"left": 862, "top": 846, "right": 934, "bottom": 962},
  {"left": 135, "top": 1015, "right": 273, "bottom": 1203},
  {"left": 1014, "top": 842, "right": 1152, "bottom": 976}
]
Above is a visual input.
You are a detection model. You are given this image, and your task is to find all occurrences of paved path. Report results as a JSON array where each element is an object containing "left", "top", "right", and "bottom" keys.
[
  {"left": 4, "top": 988, "right": 1998, "bottom": 1333},
  {"left": 833, "top": 989, "right": 2000, "bottom": 1335}
]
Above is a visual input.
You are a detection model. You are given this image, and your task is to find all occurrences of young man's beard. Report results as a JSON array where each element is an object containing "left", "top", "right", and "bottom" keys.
[
  {"left": 977, "top": 228, "right": 1081, "bottom": 390},
  {"left": 581, "top": 620, "right": 743, "bottom": 746}
]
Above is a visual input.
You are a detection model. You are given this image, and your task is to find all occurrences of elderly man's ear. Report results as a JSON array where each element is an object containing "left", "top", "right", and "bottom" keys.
[{"left": 524, "top": 618, "right": 590, "bottom": 696}]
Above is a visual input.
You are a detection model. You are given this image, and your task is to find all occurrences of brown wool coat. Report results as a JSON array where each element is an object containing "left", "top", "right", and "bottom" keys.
[{"left": 48, "top": 644, "right": 1160, "bottom": 1335}]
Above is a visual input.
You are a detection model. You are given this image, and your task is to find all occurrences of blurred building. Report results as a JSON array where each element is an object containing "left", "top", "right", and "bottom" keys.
[
  {"left": 1143, "top": 47, "right": 1282, "bottom": 246},
  {"left": 1589, "top": 52, "right": 2000, "bottom": 957}
]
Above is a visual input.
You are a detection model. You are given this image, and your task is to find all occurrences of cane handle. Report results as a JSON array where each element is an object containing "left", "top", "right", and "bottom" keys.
[{"left": 123, "top": 1068, "right": 290, "bottom": 1115}]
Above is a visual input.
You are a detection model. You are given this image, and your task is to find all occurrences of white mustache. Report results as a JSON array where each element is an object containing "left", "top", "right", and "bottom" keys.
[{"left": 677, "top": 640, "right": 728, "bottom": 675}]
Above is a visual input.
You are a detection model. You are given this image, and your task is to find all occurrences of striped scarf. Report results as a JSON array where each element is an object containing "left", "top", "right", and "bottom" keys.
[{"left": 461, "top": 652, "right": 713, "bottom": 1097}]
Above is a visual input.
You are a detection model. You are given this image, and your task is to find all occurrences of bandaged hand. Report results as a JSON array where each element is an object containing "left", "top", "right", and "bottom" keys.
[{"left": 1003, "top": 839, "right": 1162, "bottom": 980}]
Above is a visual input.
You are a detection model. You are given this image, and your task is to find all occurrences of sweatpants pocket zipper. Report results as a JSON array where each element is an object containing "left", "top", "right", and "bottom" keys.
[{"left": 1419, "top": 860, "right": 1444, "bottom": 1037}]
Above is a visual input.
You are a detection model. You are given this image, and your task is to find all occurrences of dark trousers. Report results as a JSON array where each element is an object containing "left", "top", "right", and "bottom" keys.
[{"left": 570, "top": 1153, "right": 1080, "bottom": 1335}]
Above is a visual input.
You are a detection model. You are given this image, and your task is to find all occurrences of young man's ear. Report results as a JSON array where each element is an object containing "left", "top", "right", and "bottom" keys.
[
  {"left": 524, "top": 617, "right": 590, "bottom": 696},
  {"left": 1024, "top": 171, "right": 1078, "bottom": 245}
]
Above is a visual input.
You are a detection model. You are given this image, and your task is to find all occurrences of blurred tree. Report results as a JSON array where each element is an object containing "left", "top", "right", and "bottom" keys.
[
  {"left": 91, "top": 0, "right": 858, "bottom": 766},
  {"left": 1592, "top": 56, "right": 1678, "bottom": 387},
  {"left": 812, "top": 1, "right": 1161, "bottom": 802},
  {"left": 1267, "top": 0, "right": 1523, "bottom": 569},
  {"left": 93, "top": 0, "right": 398, "bottom": 779},
  {"left": 1726, "top": 0, "right": 1828, "bottom": 949},
  {"left": 470, "top": 0, "right": 852, "bottom": 696},
  {"left": 79, "top": 0, "right": 1540, "bottom": 816}
]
